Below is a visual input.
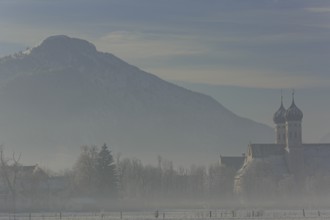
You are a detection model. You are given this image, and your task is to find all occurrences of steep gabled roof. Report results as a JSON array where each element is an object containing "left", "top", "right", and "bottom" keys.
[
  {"left": 220, "top": 156, "right": 245, "bottom": 170},
  {"left": 249, "top": 144, "right": 285, "bottom": 158}
]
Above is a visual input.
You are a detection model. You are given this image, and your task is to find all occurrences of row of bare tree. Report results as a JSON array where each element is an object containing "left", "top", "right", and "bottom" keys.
[
  {"left": 72, "top": 145, "right": 237, "bottom": 200},
  {"left": 0, "top": 144, "right": 240, "bottom": 211},
  {"left": 3, "top": 144, "right": 330, "bottom": 210}
]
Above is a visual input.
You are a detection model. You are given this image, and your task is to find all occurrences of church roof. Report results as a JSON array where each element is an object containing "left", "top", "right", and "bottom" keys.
[
  {"left": 220, "top": 156, "right": 245, "bottom": 170},
  {"left": 249, "top": 144, "right": 285, "bottom": 158}
]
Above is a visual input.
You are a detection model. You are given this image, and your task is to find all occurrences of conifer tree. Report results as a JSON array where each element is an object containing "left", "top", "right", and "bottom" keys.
[{"left": 97, "top": 143, "right": 117, "bottom": 196}]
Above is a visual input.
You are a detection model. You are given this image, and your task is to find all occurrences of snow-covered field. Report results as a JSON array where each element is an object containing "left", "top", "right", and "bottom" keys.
[{"left": 1, "top": 209, "right": 330, "bottom": 220}]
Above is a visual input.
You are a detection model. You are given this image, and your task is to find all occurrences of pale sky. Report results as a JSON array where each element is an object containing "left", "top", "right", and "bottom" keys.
[{"left": 1, "top": 0, "right": 330, "bottom": 141}]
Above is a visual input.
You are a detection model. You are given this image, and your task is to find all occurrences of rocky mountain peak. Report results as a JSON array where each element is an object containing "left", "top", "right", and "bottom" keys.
[
  {"left": 34, "top": 35, "right": 97, "bottom": 55},
  {"left": 28, "top": 35, "right": 99, "bottom": 68}
]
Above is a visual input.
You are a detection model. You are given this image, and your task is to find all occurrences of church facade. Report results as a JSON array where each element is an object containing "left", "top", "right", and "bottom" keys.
[{"left": 232, "top": 93, "right": 330, "bottom": 196}]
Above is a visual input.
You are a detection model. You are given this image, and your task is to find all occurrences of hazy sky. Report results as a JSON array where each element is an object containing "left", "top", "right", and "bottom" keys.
[{"left": 1, "top": 0, "right": 330, "bottom": 142}]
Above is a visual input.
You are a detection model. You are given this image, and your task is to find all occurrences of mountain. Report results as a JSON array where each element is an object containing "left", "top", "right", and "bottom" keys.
[{"left": 0, "top": 35, "right": 273, "bottom": 169}]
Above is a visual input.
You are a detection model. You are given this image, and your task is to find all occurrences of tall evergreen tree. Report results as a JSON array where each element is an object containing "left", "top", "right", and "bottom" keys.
[{"left": 97, "top": 143, "right": 117, "bottom": 196}]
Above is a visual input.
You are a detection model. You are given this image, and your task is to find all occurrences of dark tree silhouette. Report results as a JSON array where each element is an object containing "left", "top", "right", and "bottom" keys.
[{"left": 97, "top": 143, "right": 118, "bottom": 196}]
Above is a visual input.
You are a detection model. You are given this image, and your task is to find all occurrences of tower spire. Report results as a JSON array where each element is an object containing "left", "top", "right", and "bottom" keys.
[
  {"left": 292, "top": 89, "right": 295, "bottom": 104},
  {"left": 281, "top": 89, "right": 283, "bottom": 106}
]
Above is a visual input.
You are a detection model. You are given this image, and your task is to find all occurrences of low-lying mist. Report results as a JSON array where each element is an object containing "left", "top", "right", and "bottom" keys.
[{"left": 1, "top": 144, "right": 330, "bottom": 212}]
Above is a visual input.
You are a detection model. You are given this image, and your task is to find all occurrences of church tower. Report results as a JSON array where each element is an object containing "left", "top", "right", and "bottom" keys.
[
  {"left": 273, "top": 94, "right": 286, "bottom": 145},
  {"left": 285, "top": 91, "right": 303, "bottom": 149},
  {"left": 284, "top": 91, "right": 304, "bottom": 175}
]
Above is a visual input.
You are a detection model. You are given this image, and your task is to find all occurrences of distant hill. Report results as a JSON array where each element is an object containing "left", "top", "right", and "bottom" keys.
[{"left": 0, "top": 35, "right": 273, "bottom": 169}]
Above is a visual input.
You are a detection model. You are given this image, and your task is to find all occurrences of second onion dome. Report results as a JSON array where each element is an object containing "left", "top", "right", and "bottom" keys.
[{"left": 285, "top": 92, "right": 303, "bottom": 122}]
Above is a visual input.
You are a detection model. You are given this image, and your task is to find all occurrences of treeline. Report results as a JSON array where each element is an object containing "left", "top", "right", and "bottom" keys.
[
  {"left": 2, "top": 144, "right": 330, "bottom": 211},
  {"left": 69, "top": 145, "right": 330, "bottom": 208},
  {"left": 0, "top": 144, "right": 239, "bottom": 211},
  {"left": 72, "top": 144, "right": 236, "bottom": 201}
]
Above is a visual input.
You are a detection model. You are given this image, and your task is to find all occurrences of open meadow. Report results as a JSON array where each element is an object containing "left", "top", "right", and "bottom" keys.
[{"left": 2, "top": 209, "right": 330, "bottom": 220}]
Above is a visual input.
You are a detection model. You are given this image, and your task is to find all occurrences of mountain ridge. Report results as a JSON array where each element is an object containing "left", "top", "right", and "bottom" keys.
[{"left": 0, "top": 35, "right": 273, "bottom": 169}]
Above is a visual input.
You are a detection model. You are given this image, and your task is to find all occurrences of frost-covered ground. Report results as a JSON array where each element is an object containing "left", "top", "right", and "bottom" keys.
[{"left": 1, "top": 209, "right": 330, "bottom": 220}]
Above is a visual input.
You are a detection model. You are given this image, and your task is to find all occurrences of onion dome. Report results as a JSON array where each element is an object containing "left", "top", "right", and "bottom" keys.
[
  {"left": 273, "top": 96, "right": 286, "bottom": 124},
  {"left": 285, "top": 91, "right": 303, "bottom": 121}
]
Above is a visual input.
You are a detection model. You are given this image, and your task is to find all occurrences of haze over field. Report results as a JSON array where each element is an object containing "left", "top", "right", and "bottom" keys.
[{"left": 0, "top": 0, "right": 330, "bottom": 213}]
